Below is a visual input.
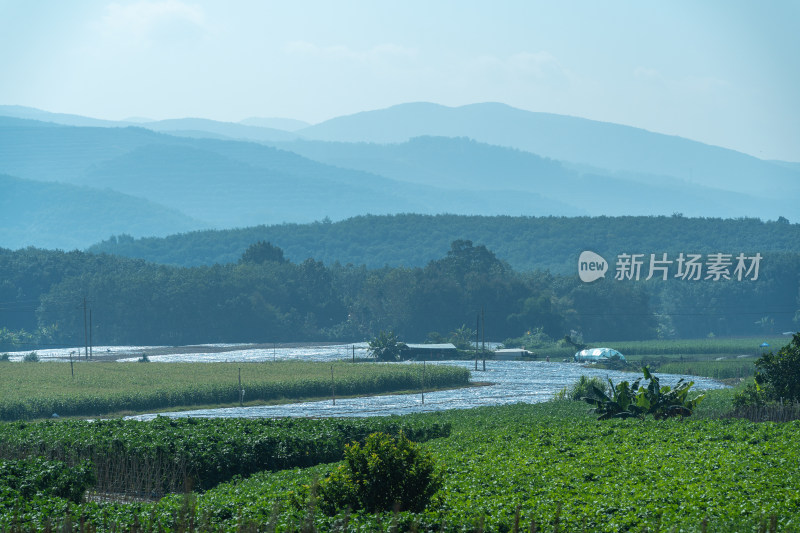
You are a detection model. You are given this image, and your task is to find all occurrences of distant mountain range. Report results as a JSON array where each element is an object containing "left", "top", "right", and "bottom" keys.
[
  {"left": 1, "top": 103, "right": 798, "bottom": 251},
  {"left": 0, "top": 174, "right": 200, "bottom": 250}
]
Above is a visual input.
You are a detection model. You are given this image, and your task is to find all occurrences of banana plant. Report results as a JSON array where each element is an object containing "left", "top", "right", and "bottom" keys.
[{"left": 583, "top": 366, "right": 704, "bottom": 420}]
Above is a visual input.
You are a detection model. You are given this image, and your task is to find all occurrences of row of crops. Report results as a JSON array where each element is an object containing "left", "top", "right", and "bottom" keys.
[
  {"left": 2, "top": 396, "right": 800, "bottom": 531},
  {"left": 0, "top": 415, "right": 451, "bottom": 504},
  {"left": 607, "top": 336, "right": 788, "bottom": 357},
  {"left": 0, "top": 361, "right": 470, "bottom": 420}
]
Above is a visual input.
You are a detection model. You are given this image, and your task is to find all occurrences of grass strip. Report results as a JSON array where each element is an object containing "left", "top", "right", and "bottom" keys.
[{"left": 0, "top": 361, "right": 469, "bottom": 420}]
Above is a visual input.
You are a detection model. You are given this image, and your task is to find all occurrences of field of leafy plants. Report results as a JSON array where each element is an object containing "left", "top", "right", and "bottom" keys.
[
  {"left": 2, "top": 388, "right": 799, "bottom": 532},
  {"left": 0, "top": 415, "right": 451, "bottom": 499},
  {"left": 0, "top": 361, "right": 469, "bottom": 420}
]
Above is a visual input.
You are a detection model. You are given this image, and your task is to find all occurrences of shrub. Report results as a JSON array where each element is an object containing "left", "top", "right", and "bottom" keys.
[
  {"left": 22, "top": 351, "right": 39, "bottom": 362},
  {"left": 0, "top": 353, "right": 10, "bottom": 362},
  {"left": 319, "top": 432, "right": 442, "bottom": 514},
  {"left": 0, "top": 458, "right": 95, "bottom": 503},
  {"left": 553, "top": 375, "right": 609, "bottom": 401},
  {"left": 583, "top": 366, "right": 704, "bottom": 420},
  {"left": 734, "top": 334, "right": 800, "bottom": 408},
  {"left": 754, "top": 333, "right": 800, "bottom": 400},
  {"left": 368, "top": 330, "right": 403, "bottom": 361}
]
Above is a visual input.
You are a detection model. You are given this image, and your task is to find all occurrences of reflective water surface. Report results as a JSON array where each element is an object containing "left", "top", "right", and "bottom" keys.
[
  {"left": 9, "top": 343, "right": 725, "bottom": 420},
  {"left": 124, "top": 359, "right": 726, "bottom": 420}
]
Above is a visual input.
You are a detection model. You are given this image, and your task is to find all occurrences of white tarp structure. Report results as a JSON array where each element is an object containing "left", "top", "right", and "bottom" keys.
[
  {"left": 574, "top": 347, "right": 626, "bottom": 363},
  {"left": 494, "top": 348, "right": 534, "bottom": 360}
]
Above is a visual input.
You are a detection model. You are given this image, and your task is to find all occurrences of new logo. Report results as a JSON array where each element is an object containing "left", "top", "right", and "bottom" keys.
[{"left": 578, "top": 251, "right": 608, "bottom": 283}]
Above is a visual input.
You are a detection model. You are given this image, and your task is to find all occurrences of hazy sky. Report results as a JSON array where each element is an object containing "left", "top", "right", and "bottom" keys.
[{"left": 2, "top": 1, "right": 798, "bottom": 161}]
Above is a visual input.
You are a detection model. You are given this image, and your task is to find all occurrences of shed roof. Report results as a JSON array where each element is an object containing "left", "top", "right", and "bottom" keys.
[{"left": 404, "top": 343, "right": 457, "bottom": 350}]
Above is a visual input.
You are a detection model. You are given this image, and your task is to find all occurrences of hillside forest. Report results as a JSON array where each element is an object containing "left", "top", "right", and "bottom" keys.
[{"left": 2, "top": 232, "right": 798, "bottom": 350}]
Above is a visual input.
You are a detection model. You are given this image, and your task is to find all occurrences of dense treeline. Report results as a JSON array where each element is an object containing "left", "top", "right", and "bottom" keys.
[
  {"left": 1, "top": 238, "right": 798, "bottom": 349},
  {"left": 88, "top": 214, "right": 800, "bottom": 273}
]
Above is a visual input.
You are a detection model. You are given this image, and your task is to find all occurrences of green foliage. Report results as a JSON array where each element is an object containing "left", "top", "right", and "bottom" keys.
[
  {"left": 368, "top": 330, "right": 403, "bottom": 361},
  {"left": 504, "top": 328, "right": 575, "bottom": 359},
  {"left": 22, "top": 351, "right": 39, "bottom": 363},
  {"left": 754, "top": 333, "right": 800, "bottom": 401},
  {"left": 89, "top": 214, "right": 800, "bottom": 275},
  {"left": 319, "top": 432, "right": 442, "bottom": 514},
  {"left": 0, "top": 327, "right": 37, "bottom": 352},
  {"left": 0, "top": 354, "right": 9, "bottom": 362},
  {"left": 605, "top": 336, "right": 790, "bottom": 356},
  {"left": 657, "top": 358, "right": 756, "bottom": 380},
  {"left": 0, "top": 417, "right": 450, "bottom": 495},
  {"left": 583, "top": 366, "right": 704, "bottom": 420},
  {"left": 4, "top": 403, "right": 800, "bottom": 531},
  {"left": 5, "top": 232, "right": 799, "bottom": 344},
  {"left": 553, "top": 375, "right": 609, "bottom": 401},
  {"left": 238, "top": 240, "right": 286, "bottom": 265},
  {"left": 0, "top": 361, "right": 469, "bottom": 420},
  {"left": 0, "top": 457, "right": 95, "bottom": 503},
  {"left": 734, "top": 334, "right": 800, "bottom": 408},
  {"left": 448, "top": 324, "right": 475, "bottom": 350}
]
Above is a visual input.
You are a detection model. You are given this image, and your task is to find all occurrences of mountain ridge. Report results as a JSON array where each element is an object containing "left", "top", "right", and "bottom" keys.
[{"left": 2, "top": 103, "right": 798, "bottom": 251}]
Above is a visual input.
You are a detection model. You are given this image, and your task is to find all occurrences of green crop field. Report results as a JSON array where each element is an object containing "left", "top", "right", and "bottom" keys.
[
  {"left": 2, "top": 389, "right": 800, "bottom": 532},
  {"left": 0, "top": 361, "right": 469, "bottom": 420},
  {"left": 605, "top": 336, "right": 789, "bottom": 358}
]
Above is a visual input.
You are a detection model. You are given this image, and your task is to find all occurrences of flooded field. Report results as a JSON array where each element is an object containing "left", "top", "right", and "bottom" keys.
[
  {"left": 8, "top": 343, "right": 726, "bottom": 420},
  {"left": 126, "top": 359, "right": 726, "bottom": 420}
]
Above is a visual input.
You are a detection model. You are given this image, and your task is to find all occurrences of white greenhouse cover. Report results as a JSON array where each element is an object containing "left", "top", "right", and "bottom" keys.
[{"left": 574, "top": 347, "right": 626, "bottom": 362}]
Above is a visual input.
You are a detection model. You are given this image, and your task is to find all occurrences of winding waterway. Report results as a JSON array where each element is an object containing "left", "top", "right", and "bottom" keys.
[{"left": 9, "top": 343, "right": 726, "bottom": 420}]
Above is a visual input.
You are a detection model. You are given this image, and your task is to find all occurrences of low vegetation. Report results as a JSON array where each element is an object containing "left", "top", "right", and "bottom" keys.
[
  {"left": 0, "top": 416, "right": 450, "bottom": 498},
  {"left": 2, "top": 399, "right": 800, "bottom": 531},
  {"left": 1, "top": 338, "right": 799, "bottom": 530},
  {"left": 734, "top": 333, "right": 800, "bottom": 409},
  {"left": 583, "top": 366, "right": 704, "bottom": 420},
  {"left": 552, "top": 375, "right": 609, "bottom": 401},
  {"left": 0, "top": 361, "right": 469, "bottom": 420},
  {"left": 318, "top": 431, "right": 442, "bottom": 514}
]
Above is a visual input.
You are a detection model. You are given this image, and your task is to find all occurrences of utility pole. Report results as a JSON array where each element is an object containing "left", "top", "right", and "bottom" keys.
[
  {"left": 475, "top": 314, "right": 479, "bottom": 370},
  {"left": 482, "top": 307, "right": 486, "bottom": 371},
  {"left": 83, "top": 298, "right": 88, "bottom": 360},
  {"left": 89, "top": 309, "right": 93, "bottom": 359},
  {"left": 421, "top": 360, "right": 425, "bottom": 404},
  {"left": 239, "top": 368, "right": 244, "bottom": 406}
]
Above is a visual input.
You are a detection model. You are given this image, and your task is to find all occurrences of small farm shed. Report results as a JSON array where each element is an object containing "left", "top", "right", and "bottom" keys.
[
  {"left": 401, "top": 343, "right": 458, "bottom": 360},
  {"left": 574, "top": 347, "right": 626, "bottom": 363},
  {"left": 494, "top": 348, "right": 534, "bottom": 360}
]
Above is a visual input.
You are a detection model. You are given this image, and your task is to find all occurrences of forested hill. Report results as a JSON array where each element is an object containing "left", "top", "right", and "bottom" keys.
[
  {"left": 4, "top": 240, "right": 798, "bottom": 348},
  {"left": 88, "top": 214, "right": 800, "bottom": 274}
]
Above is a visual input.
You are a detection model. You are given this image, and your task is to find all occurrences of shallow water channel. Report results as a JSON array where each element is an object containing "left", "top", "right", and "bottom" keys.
[
  {"left": 11, "top": 343, "right": 725, "bottom": 420},
  {"left": 112, "top": 344, "right": 726, "bottom": 420}
]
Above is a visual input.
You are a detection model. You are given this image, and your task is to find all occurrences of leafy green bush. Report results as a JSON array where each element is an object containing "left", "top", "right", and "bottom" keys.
[
  {"left": 319, "top": 432, "right": 442, "bottom": 514},
  {"left": 22, "top": 351, "right": 39, "bottom": 362},
  {"left": 0, "top": 416, "right": 451, "bottom": 495},
  {"left": 368, "top": 330, "right": 403, "bottom": 361},
  {"left": 0, "top": 353, "right": 9, "bottom": 362},
  {"left": 583, "top": 366, "right": 704, "bottom": 420},
  {"left": 0, "top": 458, "right": 95, "bottom": 503},
  {"left": 734, "top": 333, "right": 800, "bottom": 408},
  {"left": 553, "top": 375, "right": 609, "bottom": 401}
]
